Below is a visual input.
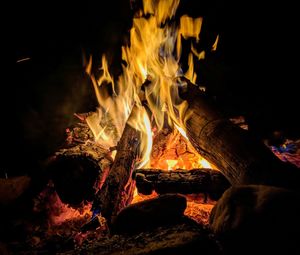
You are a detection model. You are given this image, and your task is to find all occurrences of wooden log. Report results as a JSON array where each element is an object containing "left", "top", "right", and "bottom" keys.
[
  {"left": 179, "top": 78, "right": 300, "bottom": 189},
  {"left": 92, "top": 106, "right": 141, "bottom": 225},
  {"left": 47, "top": 121, "right": 113, "bottom": 207},
  {"left": 134, "top": 168, "right": 230, "bottom": 200},
  {"left": 111, "top": 194, "right": 187, "bottom": 235}
]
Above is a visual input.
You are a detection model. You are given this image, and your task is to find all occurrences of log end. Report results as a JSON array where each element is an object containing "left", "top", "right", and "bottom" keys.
[{"left": 48, "top": 155, "right": 100, "bottom": 207}]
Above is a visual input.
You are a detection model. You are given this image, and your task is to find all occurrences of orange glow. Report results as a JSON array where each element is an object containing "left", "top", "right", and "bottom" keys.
[
  {"left": 40, "top": 190, "right": 92, "bottom": 226},
  {"left": 85, "top": 0, "right": 217, "bottom": 224},
  {"left": 151, "top": 129, "right": 215, "bottom": 170},
  {"left": 132, "top": 190, "right": 215, "bottom": 225}
]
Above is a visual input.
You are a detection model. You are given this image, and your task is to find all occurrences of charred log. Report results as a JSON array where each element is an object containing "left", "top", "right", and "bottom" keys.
[
  {"left": 92, "top": 106, "right": 141, "bottom": 225},
  {"left": 47, "top": 122, "right": 113, "bottom": 207},
  {"left": 111, "top": 193, "right": 187, "bottom": 235},
  {"left": 179, "top": 78, "right": 300, "bottom": 190},
  {"left": 134, "top": 168, "right": 230, "bottom": 200}
]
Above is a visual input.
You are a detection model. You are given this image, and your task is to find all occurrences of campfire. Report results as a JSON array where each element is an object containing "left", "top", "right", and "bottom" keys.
[{"left": 3, "top": 0, "right": 300, "bottom": 254}]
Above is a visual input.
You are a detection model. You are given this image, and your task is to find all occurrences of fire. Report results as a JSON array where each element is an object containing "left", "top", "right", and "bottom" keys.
[
  {"left": 85, "top": 0, "right": 217, "bottom": 225},
  {"left": 86, "top": 0, "right": 206, "bottom": 166}
]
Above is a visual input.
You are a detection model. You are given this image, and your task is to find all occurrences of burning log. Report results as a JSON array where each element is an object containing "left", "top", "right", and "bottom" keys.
[
  {"left": 92, "top": 106, "right": 141, "bottom": 225},
  {"left": 134, "top": 168, "right": 230, "bottom": 200},
  {"left": 179, "top": 79, "right": 300, "bottom": 190},
  {"left": 47, "top": 122, "right": 113, "bottom": 207}
]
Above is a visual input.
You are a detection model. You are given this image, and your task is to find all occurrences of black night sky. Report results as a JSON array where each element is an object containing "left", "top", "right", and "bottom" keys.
[{"left": 3, "top": 0, "right": 299, "bottom": 176}]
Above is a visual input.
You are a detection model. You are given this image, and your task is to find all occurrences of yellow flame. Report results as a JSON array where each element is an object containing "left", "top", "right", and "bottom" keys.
[
  {"left": 128, "top": 105, "right": 153, "bottom": 168},
  {"left": 86, "top": 0, "right": 204, "bottom": 164},
  {"left": 142, "top": 0, "right": 180, "bottom": 24},
  {"left": 185, "top": 53, "right": 197, "bottom": 84},
  {"left": 166, "top": 159, "right": 178, "bottom": 170},
  {"left": 174, "top": 123, "right": 188, "bottom": 140},
  {"left": 199, "top": 158, "right": 212, "bottom": 169},
  {"left": 179, "top": 15, "right": 202, "bottom": 42},
  {"left": 211, "top": 34, "right": 219, "bottom": 51},
  {"left": 191, "top": 44, "right": 205, "bottom": 60}
]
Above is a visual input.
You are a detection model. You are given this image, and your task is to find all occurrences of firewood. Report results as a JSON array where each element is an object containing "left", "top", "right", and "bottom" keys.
[
  {"left": 209, "top": 185, "right": 300, "bottom": 255},
  {"left": 134, "top": 168, "right": 230, "bottom": 200},
  {"left": 111, "top": 193, "right": 187, "bottom": 235},
  {"left": 47, "top": 121, "right": 113, "bottom": 207},
  {"left": 92, "top": 106, "right": 141, "bottom": 225},
  {"left": 179, "top": 78, "right": 300, "bottom": 190}
]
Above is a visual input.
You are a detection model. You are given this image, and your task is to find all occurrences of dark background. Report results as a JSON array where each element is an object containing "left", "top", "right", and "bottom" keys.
[{"left": 2, "top": 0, "right": 299, "bottom": 176}]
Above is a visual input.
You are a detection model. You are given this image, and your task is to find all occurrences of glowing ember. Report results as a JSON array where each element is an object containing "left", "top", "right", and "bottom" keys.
[
  {"left": 47, "top": 192, "right": 92, "bottom": 226},
  {"left": 131, "top": 191, "right": 215, "bottom": 225},
  {"left": 33, "top": 184, "right": 92, "bottom": 226},
  {"left": 151, "top": 129, "right": 215, "bottom": 170}
]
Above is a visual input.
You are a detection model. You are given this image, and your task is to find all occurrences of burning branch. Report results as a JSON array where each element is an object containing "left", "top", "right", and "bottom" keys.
[{"left": 92, "top": 105, "right": 143, "bottom": 225}]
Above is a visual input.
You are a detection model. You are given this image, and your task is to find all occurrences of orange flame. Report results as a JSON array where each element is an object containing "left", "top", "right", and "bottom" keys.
[{"left": 85, "top": 0, "right": 205, "bottom": 166}]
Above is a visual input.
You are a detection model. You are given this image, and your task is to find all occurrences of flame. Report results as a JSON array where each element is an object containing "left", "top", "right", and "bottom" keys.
[
  {"left": 86, "top": 0, "right": 204, "bottom": 162},
  {"left": 166, "top": 159, "right": 178, "bottom": 170},
  {"left": 198, "top": 158, "right": 212, "bottom": 169},
  {"left": 127, "top": 105, "right": 153, "bottom": 168},
  {"left": 211, "top": 34, "right": 219, "bottom": 51}
]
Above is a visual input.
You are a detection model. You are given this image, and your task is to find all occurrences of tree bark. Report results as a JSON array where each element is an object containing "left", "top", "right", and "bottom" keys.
[
  {"left": 92, "top": 106, "right": 141, "bottom": 225},
  {"left": 179, "top": 80, "right": 300, "bottom": 190},
  {"left": 47, "top": 121, "right": 113, "bottom": 207},
  {"left": 134, "top": 168, "right": 230, "bottom": 200}
]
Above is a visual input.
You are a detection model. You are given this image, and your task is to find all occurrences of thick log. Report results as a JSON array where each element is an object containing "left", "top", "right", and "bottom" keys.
[
  {"left": 112, "top": 194, "right": 187, "bottom": 235},
  {"left": 134, "top": 168, "right": 230, "bottom": 200},
  {"left": 92, "top": 107, "right": 141, "bottom": 225},
  {"left": 47, "top": 122, "right": 113, "bottom": 207},
  {"left": 209, "top": 185, "right": 300, "bottom": 254},
  {"left": 179, "top": 79, "right": 300, "bottom": 190}
]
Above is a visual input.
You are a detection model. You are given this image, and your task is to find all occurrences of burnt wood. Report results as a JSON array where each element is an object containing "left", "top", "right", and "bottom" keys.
[
  {"left": 112, "top": 193, "right": 187, "bottom": 235},
  {"left": 134, "top": 168, "right": 230, "bottom": 200},
  {"left": 92, "top": 107, "right": 141, "bottom": 225},
  {"left": 47, "top": 121, "right": 113, "bottom": 207},
  {"left": 179, "top": 78, "right": 300, "bottom": 190}
]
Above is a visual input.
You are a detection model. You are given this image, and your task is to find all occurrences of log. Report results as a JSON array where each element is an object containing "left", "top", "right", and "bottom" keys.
[
  {"left": 111, "top": 194, "right": 187, "bottom": 235},
  {"left": 134, "top": 168, "right": 230, "bottom": 200},
  {"left": 179, "top": 78, "right": 300, "bottom": 189},
  {"left": 209, "top": 185, "right": 300, "bottom": 255},
  {"left": 47, "top": 121, "right": 113, "bottom": 207},
  {"left": 92, "top": 106, "right": 141, "bottom": 225}
]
